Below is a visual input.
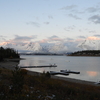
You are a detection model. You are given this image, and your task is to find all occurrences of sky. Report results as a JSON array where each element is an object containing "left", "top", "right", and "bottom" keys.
[{"left": 0, "top": 0, "right": 100, "bottom": 51}]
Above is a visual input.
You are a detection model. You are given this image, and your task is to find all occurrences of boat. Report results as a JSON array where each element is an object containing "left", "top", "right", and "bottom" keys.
[
  {"left": 50, "top": 71, "right": 69, "bottom": 75},
  {"left": 60, "top": 70, "right": 80, "bottom": 74}
]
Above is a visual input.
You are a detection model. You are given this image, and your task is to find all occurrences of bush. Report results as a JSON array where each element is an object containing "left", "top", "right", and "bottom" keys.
[
  {"left": 45, "top": 71, "right": 51, "bottom": 78},
  {"left": 20, "top": 69, "right": 28, "bottom": 75},
  {"left": 42, "top": 71, "right": 51, "bottom": 78},
  {"left": 10, "top": 67, "right": 24, "bottom": 94}
]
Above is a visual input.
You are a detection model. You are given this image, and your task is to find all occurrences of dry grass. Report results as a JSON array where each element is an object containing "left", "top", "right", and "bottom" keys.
[{"left": 0, "top": 68, "right": 100, "bottom": 100}]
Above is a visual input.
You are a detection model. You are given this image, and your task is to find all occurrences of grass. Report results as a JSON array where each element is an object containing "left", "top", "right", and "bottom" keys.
[{"left": 0, "top": 67, "right": 100, "bottom": 100}]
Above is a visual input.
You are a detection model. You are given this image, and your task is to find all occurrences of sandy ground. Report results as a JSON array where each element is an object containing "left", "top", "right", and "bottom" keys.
[
  {"left": 0, "top": 60, "right": 99, "bottom": 86},
  {"left": 0, "top": 61, "right": 19, "bottom": 70},
  {"left": 0, "top": 58, "right": 25, "bottom": 70}
]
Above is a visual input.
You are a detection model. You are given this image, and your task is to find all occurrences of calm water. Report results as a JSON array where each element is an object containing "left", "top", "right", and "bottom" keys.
[{"left": 18, "top": 55, "right": 100, "bottom": 82}]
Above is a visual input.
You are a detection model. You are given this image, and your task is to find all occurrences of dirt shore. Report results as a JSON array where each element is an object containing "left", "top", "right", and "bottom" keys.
[
  {"left": 0, "top": 61, "right": 19, "bottom": 70},
  {"left": 0, "top": 58, "right": 25, "bottom": 70},
  {"left": 27, "top": 70, "right": 97, "bottom": 86},
  {"left": 0, "top": 61, "right": 99, "bottom": 86}
]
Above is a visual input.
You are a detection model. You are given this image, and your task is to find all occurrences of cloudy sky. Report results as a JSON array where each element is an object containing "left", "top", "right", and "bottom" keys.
[{"left": 0, "top": 0, "right": 100, "bottom": 51}]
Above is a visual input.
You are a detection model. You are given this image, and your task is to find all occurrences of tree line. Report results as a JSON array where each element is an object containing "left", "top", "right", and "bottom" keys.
[
  {"left": 68, "top": 50, "right": 100, "bottom": 56},
  {"left": 0, "top": 47, "right": 20, "bottom": 61}
]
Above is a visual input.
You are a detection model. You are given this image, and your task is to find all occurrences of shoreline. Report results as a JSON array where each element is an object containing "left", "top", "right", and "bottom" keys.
[
  {"left": 28, "top": 70, "right": 100, "bottom": 86},
  {"left": 0, "top": 58, "right": 24, "bottom": 70},
  {"left": 0, "top": 61, "right": 19, "bottom": 70},
  {"left": 51, "top": 75, "right": 96, "bottom": 86},
  {"left": 67, "top": 55, "right": 100, "bottom": 57},
  {"left": 0, "top": 61, "right": 99, "bottom": 86},
  {"left": 27, "top": 70, "right": 97, "bottom": 86}
]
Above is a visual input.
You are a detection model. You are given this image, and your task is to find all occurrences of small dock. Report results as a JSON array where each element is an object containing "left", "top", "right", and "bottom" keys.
[
  {"left": 60, "top": 70, "right": 80, "bottom": 74},
  {"left": 50, "top": 71, "right": 69, "bottom": 76},
  {"left": 20, "top": 64, "right": 57, "bottom": 68},
  {"left": 49, "top": 69, "right": 80, "bottom": 76}
]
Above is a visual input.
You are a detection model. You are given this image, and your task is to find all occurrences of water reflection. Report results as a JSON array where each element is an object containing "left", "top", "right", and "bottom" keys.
[{"left": 87, "top": 71, "right": 98, "bottom": 77}]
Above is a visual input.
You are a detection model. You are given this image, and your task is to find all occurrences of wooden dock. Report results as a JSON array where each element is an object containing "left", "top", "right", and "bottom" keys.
[
  {"left": 50, "top": 71, "right": 69, "bottom": 75},
  {"left": 20, "top": 64, "right": 57, "bottom": 68},
  {"left": 60, "top": 70, "right": 80, "bottom": 74}
]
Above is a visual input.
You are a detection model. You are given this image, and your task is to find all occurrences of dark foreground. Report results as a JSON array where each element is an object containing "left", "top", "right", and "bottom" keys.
[{"left": 0, "top": 67, "right": 100, "bottom": 100}]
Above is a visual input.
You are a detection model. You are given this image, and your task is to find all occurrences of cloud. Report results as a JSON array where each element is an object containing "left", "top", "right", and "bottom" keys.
[
  {"left": 61, "top": 5, "right": 77, "bottom": 10},
  {"left": 68, "top": 14, "right": 81, "bottom": 20},
  {"left": 0, "top": 35, "right": 5, "bottom": 38},
  {"left": 89, "top": 30, "right": 96, "bottom": 33},
  {"left": 61, "top": 4, "right": 86, "bottom": 14},
  {"left": 39, "top": 39, "right": 48, "bottom": 43},
  {"left": 44, "top": 22, "right": 50, "bottom": 25},
  {"left": 2, "top": 34, "right": 100, "bottom": 53},
  {"left": 0, "top": 35, "right": 7, "bottom": 42},
  {"left": 64, "top": 28, "right": 70, "bottom": 31},
  {"left": 86, "top": 7, "right": 100, "bottom": 13},
  {"left": 9, "top": 35, "right": 37, "bottom": 44},
  {"left": 78, "top": 36, "right": 86, "bottom": 38},
  {"left": 14, "top": 35, "right": 37, "bottom": 40},
  {"left": 49, "top": 35, "right": 58, "bottom": 39},
  {"left": 47, "top": 35, "right": 64, "bottom": 42},
  {"left": 79, "top": 29, "right": 82, "bottom": 32},
  {"left": 87, "top": 36, "right": 100, "bottom": 40},
  {"left": 64, "top": 25, "right": 75, "bottom": 31},
  {"left": 88, "top": 15, "right": 100, "bottom": 24},
  {"left": 48, "top": 15, "right": 53, "bottom": 19},
  {"left": 66, "top": 38, "right": 74, "bottom": 41},
  {"left": 36, "top": 35, "right": 63, "bottom": 44},
  {"left": 94, "top": 34, "right": 100, "bottom": 37},
  {"left": 26, "top": 21, "right": 40, "bottom": 27},
  {"left": 0, "top": 35, "right": 38, "bottom": 47}
]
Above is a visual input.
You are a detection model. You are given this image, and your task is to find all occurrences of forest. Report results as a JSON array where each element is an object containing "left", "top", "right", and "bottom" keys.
[{"left": 0, "top": 47, "right": 20, "bottom": 61}]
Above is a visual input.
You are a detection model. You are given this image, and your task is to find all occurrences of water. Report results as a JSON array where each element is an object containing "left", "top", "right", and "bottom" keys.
[{"left": 18, "top": 55, "right": 100, "bottom": 82}]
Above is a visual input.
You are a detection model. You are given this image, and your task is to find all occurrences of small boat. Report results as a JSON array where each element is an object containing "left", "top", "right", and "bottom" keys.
[
  {"left": 60, "top": 70, "right": 80, "bottom": 74},
  {"left": 50, "top": 71, "right": 69, "bottom": 75}
]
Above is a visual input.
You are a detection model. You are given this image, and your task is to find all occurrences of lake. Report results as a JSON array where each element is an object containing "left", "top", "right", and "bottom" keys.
[{"left": 18, "top": 55, "right": 100, "bottom": 82}]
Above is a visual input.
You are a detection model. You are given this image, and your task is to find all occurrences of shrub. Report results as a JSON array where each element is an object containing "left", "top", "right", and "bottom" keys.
[
  {"left": 45, "top": 71, "right": 51, "bottom": 78},
  {"left": 42, "top": 71, "right": 51, "bottom": 78},
  {"left": 20, "top": 69, "right": 28, "bottom": 75},
  {"left": 10, "top": 66, "right": 24, "bottom": 94}
]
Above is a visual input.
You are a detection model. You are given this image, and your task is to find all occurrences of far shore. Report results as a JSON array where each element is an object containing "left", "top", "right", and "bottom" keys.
[
  {"left": 67, "top": 55, "right": 100, "bottom": 57},
  {"left": 0, "top": 60, "right": 99, "bottom": 86}
]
